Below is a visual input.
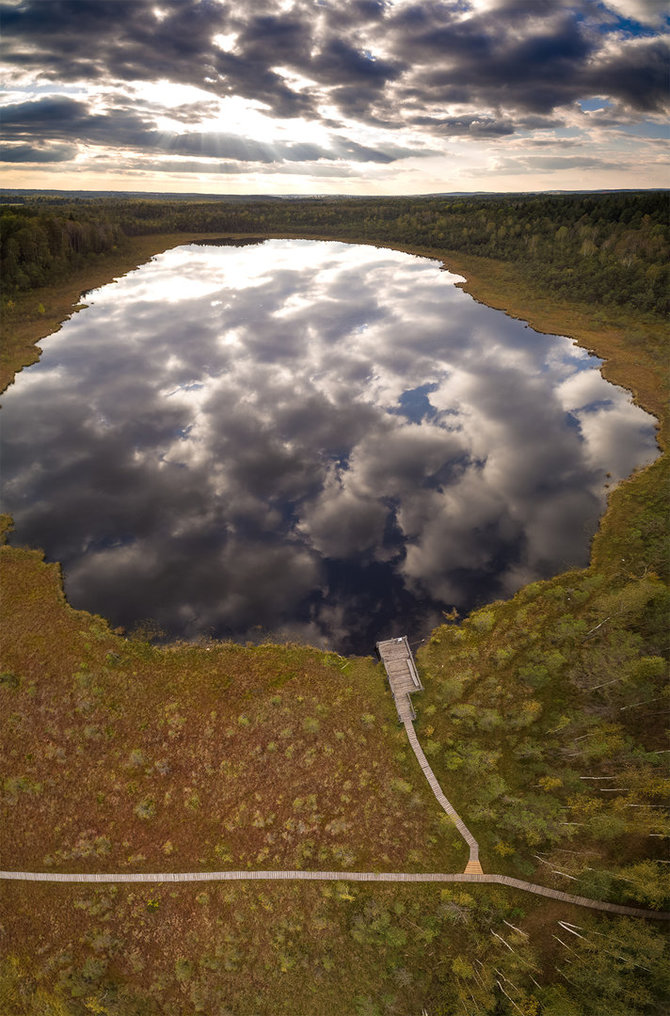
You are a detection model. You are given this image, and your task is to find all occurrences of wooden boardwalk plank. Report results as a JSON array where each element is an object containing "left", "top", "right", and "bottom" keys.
[{"left": 0, "top": 868, "right": 666, "bottom": 919}]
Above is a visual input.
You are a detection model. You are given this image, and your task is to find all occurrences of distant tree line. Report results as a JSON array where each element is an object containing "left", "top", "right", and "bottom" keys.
[{"left": 2, "top": 190, "right": 668, "bottom": 316}]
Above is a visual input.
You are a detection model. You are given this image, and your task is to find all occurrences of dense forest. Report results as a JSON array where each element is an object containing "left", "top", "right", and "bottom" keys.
[{"left": 2, "top": 190, "right": 668, "bottom": 316}]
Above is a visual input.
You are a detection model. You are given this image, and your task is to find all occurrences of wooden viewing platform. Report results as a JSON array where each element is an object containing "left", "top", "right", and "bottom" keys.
[
  {"left": 377, "top": 635, "right": 483, "bottom": 875},
  {"left": 376, "top": 636, "right": 423, "bottom": 721}
]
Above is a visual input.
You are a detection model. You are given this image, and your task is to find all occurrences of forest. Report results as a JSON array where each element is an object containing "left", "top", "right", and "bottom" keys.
[{"left": 2, "top": 190, "right": 669, "bottom": 317}]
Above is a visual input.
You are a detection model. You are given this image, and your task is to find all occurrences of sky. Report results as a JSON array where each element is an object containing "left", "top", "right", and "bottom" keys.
[{"left": 1, "top": 0, "right": 668, "bottom": 195}]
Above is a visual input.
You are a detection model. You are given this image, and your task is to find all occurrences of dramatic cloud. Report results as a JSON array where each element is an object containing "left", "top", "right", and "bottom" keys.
[
  {"left": 492, "top": 154, "right": 623, "bottom": 173},
  {"left": 0, "top": 94, "right": 421, "bottom": 164},
  {"left": 0, "top": 141, "right": 77, "bottom": 162},
  {"left": 1, "top": 0, "right": 668, "bottom": 192}
]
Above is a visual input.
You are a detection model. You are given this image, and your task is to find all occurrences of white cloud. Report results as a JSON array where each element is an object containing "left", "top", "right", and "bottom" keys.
[{"left": 604, "top": 0, "right": 669, "bottom": 26}]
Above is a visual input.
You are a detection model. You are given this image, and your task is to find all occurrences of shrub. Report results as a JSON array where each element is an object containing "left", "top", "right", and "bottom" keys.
[
  {"left": 174, "top": 958, "right": 194, "bottom": 983},
  {"left": 134, "top": 798, "right": 156, "bottom": 820}
]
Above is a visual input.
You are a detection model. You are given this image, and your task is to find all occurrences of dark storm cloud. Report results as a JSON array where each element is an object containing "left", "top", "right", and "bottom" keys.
[
  {"left": 409, "top": 114, "right": 515, "bottom": 137},
  {"left": 1, "top": 1, "right": 667, "bottom": 141},
  {"left": 587, "top": 38, "right": 670, "bottom": 111},
  {"left": 389, "top": 6, "right": 615, "bottom": 116},
  {"left": 122, "top": 158, "right": 356, "bottom": 177},
  {"left": 1, "top": 96, "right": 157, "bottom": 147},
  {"left": 0, "top": 95, "right": 417, "bottom": 163},
  {"left": 1, "top": 0, "right": 321, "bottom": 118},
  {"left": 310, "top": 36, "right": 404, "bottom": 86},
  {"left": 0, "top": 141, "right": 76, "bottom": 162}
]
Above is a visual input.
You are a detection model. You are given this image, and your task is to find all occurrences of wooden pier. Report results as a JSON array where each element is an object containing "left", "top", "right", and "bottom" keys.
[{"left": 376, "top": 636, "right": 423, "bottom": 722}]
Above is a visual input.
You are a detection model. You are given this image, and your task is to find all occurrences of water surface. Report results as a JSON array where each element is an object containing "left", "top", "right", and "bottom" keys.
[{"left": 1, "top": 240, "right": 658, "bottom": 653}]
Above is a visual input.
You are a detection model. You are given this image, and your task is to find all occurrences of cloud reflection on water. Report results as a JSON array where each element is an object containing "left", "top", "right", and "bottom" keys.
[{"left": 1, "top": 240, "right": 658, "bottom": 653}]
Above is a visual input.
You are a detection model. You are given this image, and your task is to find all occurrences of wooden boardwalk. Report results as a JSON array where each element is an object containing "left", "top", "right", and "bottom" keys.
[
  {"left": 1, "top": 868, "right": 667, "bottom": 919},
  {"left": 377, "top": 636, "right": 483, "bottom": 874},
  {"left": 377, "top": 636, "right": 422, "bottom": 721}
]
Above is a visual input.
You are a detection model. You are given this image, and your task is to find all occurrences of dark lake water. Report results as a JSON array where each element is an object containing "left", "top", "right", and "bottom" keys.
[{"left": 1, "top": 240, "right": 659, "bottom": 654}]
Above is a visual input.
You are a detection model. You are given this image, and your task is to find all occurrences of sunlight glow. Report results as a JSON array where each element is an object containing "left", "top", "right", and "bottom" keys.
[
  {"left": 131, "top": 79, "right": 217, "bottom": 110},
  {"left": 213, "top": 32, "right": 239, "bottom": 53},
  {"left": 197, "top": 95, "right": 285, "bottom": 139}
]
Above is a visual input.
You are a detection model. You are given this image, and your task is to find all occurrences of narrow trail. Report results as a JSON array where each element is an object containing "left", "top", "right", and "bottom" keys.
[{"left": 1, "top": 868, "right": 668, "bottom": 920}]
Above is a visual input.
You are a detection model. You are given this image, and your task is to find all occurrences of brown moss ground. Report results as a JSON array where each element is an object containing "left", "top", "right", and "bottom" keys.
[
  {"left": 0, "top": 880, "right": 597, "bottom": 1016},
  {"left": 0, "top": 541, "right": 466, "bottom": 876}
]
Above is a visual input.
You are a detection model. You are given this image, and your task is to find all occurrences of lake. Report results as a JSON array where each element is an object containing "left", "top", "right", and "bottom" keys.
[{"left": 0, "top": 239, "right": 659, "bottom": 654}]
